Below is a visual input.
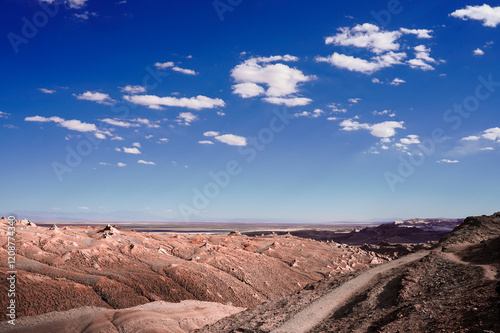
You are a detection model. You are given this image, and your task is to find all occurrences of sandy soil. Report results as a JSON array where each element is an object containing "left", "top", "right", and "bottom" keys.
[{"left": 0, "top": 300, "right": 244, "bottom": 333}]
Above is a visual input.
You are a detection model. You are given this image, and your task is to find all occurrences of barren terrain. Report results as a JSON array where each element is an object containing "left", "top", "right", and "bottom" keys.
[
  {"left": 1, "top": 213, "right": 497, "bottom": 333},
  {"left": 199, "top": 212, "right": 500, "bottom": 332},
  {"left": 0, "top": 218, "right": 389, "bottom": 332}
]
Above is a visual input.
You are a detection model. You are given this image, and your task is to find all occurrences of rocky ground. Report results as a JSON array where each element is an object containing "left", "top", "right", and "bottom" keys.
[
  {"left": 198, "top": 212, "right": 500, "bottom": 332},
  {"left": 0, "top": 218, "right": 387, "bottom": 321},
  {"left": 1, "top": 213, "right": 496, "bottom": 333}
]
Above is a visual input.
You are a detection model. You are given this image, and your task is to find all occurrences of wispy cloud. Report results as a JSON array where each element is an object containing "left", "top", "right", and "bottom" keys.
[
  {"left": 124, "top": 94, "right": 225, "bottom": 110},
  {"left": 25, "top": 115, "right": 98, "bottom": 133},
  {"left": 119, "top": 85, "right": 147, "bottom": 94},
  {"left": 176, "top": 112, "right": 198, "bottom": 125},
  {"left": 437, "top": 159, "right": 459, "bottom": 164},
  {"left": 38, "top": 88, "right": 56, "bottom": 94},
  {"left": 172, "top": 66, "right": 197, "bottom": 75},
  {"left": 74, "top": 91, "right": 115, "bottom": 105},
  {"left": 340, "top": 119, "right": 405, "bottom": 138},
  {"left": 138, "top": 160, "right": 156, "bottom": 165}
]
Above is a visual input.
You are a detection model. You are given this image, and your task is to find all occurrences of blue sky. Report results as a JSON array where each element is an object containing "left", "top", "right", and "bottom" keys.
[{"left": 1, "top": 0, "right": 499, "bottom": 222}]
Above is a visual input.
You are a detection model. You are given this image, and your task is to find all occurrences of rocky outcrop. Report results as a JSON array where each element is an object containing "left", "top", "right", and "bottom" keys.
[{"left": 441, "top": 212, "right": 500, "bottom": 248}]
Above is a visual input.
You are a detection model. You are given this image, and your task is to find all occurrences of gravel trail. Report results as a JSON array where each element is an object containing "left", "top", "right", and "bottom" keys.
[{"left": 271, "top": 250, "right": 430, "bottom": 333}]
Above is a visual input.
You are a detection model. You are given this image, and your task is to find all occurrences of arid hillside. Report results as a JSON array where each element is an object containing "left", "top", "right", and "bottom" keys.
[
  {"left": 198, "top": 212, "right": 500, "bottom": 333},
  {"left": 0, "top": 218, "right": 385, "bottom": 320}
]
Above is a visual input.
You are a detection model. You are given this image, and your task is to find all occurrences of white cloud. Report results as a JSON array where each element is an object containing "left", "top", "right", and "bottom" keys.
[
  {"left": 99, "top": 118, "right": 137, "bottom": 128},
  {"left": 94, "top": 132, "right": 106, "bottom": 139},
  {"left": 78, "top": 206, "right": 89, "bottom": 210},
  {"left": 214, "top": 134, "right": 247, "bottom": 146},
  {"left": 67, "top": 0, "right": 87, "bottom": 8},
  {"left": 117, "top": 162, "right": 127, "bottom": 167},
  {"left": 316, "top": 51, "right": 406, "bottom": 74},
  {"left": 390, "top": 78, "right": 406, "bottom": 86},
  {"left": 74, "top": 11, "right": 96, "bottom": 20},
  {"left": 231, "top": 55, "right": 314, "bottom": 106},
  {"left": 461, "top": 128, "right": 500, "bottom": 144},
  {"left": 340, "top": 119, "right": 405, "bottom": 138},
  {"left": 400, "top": 135, "right": 420, "bottom": 144},
  {"left": 372, "top": 110, "right": 396, "bottom": 117},
  {"left": 249, "top": 55, "right": 299, "bottom": 63},
  {"left": 325, "top": 23, "right": 401, "bottom": 54},
  {"left": 99, "top": 117, "right": 159, "bottom": 129},
  {"left": 294, "top": 109, "right": 325, "bottom": 118},
  {"left": 0, "top": 111, "right": 10, "bottom": 118},
  {"left": 437, "top": 159, "right": 459, "bottom": 164},
  {"left": 138, "top": 160, "right": 156, "bottom": 165},
  {"left": 461, "top": 135, "right": 480, "bottom": 141},
  {"left": 41, "top": 0, "right": 88, "bottom": 9},
  {"left": 400, "top": 28, "right": 433, "bottom": 38},
  {"left": 99, "top": 162, "right": 111, "bottom": 166},
  {"left": 176, "top": 112, "right": 198, "bottom": 125},
  {"left": 25, "top": 115, "right": 98, "bottom": 133},
  {"left": 232, "top": 82, "right": 266, "bottom": 98},
  {"left": 348, "top": 98, "right": 361, "bottom": 104},
  {"left": 74, "top": 91, "right": 115, "bottom": 105},
  {"left": 319, "top": 24, "right": 438, "bottom": 74},
  {"left": 329, "top": 103, "right": 347, "bottom": 113},
  {"left": 145, "top": 135, "right": 154, "bottom": 139},
  {"left": 407, "top": 45, "right": 436, "bottom": 71},
  {"left": 172, "top": 66, "right": 198, "bottom": 75},
  {"left": 112, "top": 136, "right": 124, "bottom": 141},
  {"left": 157, "top": 138, "right": 169, "bottom": 143},
  {"left": 317, "top": 53, "right": 383, "bottom": 74},
  {"left": 370, "top": 121, "right": 405, "bottom": 137},
  {"left": 481, "top": 147, "right": 494, "bottom": 151},
  {"left": 198, "top": 140, "right": 214, "bottom": 144},
  {"left": 451, "top": 4, "right": 500, "bottom": 27},
  {"left": 132, "top": 142, "right": 141, "bottom": 148},
  {"left": 262, "top": 96, "right": 312, "bottom": 106},
  {"left": 39, "top": 88, "right": 56, "bottom": 94},
  {"left": 120, "top": 85, "right": 147, "bottom": 94},
  {"left": 154, "top": 61, "right": 197, "bottom": 75},
  {"left": 473, "top": 48, "right": 485, "bottom": 56},
  {"left": 131, "top": 118, "right": 160, "bottom": 128},
  {"left": 340, "top": 119, "right": 371, "bottom": 131},
  {"left": 115, "top": 147, "right": 122, "bottom": 152},
  {"left": 372, "top": 78, "right": 381, "bottom": 84},
  {"left": 154, "top": 61, "right": 174, "bottom": 69},
  {"left": 482, "top": 127, "right": 500, "bottom": 141},
  {"left": 407, "top": 58, "right": 434, "bottom": 70},
  {"left": 123, "top": 147, "right": 141, "bottom": 154},
  {"left": 124, "top": 94, "right": 225, "bottom": 110},
  {"left": 203, "top": 131, "right": 220, "bottom": 137}
]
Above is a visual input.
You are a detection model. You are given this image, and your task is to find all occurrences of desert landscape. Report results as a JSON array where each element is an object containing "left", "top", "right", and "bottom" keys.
[
  {"left": 1, "top": 213, "right": 498, "bottom": 332},
  {"left": 2, "top": 1, "right": 500, "bottom": 332}
]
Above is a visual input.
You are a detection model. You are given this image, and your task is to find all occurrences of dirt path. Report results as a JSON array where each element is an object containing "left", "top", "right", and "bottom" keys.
[
  {"left": 440, "top": 250, "right": 497, "bottom": 280},
  {"left": 271, "top": 250, "right": 430, "bottom": 333}
]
